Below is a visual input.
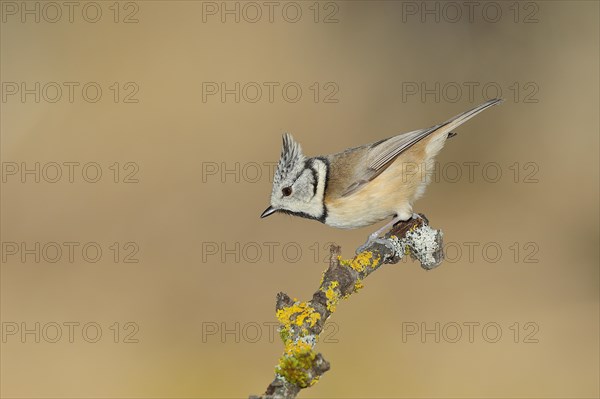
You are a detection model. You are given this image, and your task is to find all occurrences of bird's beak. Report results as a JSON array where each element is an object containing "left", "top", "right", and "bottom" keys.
[{"left": 260, "top": 206, "right": 277, "bottom": 218}]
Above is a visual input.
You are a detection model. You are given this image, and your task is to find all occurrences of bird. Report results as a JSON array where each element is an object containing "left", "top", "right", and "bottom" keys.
[{"left": 260, "top": 99, "right": 503, "bottom": 240}]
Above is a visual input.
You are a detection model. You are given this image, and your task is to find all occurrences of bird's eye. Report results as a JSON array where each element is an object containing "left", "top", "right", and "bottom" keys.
[{"left": 282, "top": 187, "right": 292, "bottom": 197}]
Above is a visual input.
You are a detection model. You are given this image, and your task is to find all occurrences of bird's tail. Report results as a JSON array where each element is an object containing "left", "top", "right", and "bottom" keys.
[
  {"left": 418, "top": 98, "right": 503, "bottom": 163},
  {"left": 438, "top": 98, "right": 504, "bottom": 134}
]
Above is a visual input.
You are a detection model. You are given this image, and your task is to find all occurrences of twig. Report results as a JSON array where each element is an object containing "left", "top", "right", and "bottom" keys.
[{"left": 249, "top": 214, "right": 444, "bottom": 399}]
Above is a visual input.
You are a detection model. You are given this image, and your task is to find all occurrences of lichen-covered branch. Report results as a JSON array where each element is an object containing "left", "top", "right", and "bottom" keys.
[{"left": 249, "top": 214, "right": 443, "bottom": 399}]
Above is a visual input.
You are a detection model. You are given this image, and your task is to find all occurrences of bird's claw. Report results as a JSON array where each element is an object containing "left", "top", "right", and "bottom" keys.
[{"left": 356, "top": 236, "right": 397, "bottom": 255}]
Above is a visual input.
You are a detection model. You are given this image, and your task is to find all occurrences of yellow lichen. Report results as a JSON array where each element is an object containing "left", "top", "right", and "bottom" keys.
[
  {"left": 340, "top": 251, "right": 381, "bottom": 273},
  {"left": 276, "top": 301, "right": 321, "bottom": 335},
  {"left": 322, "top": 281, "right": 341, "bottom": 312},
  {"left": 277, "top": 340, "right": 317, "bottom": 388},
  {"left": 354, "top": 279, "right": 364, "bottom": 292},
  {"left": 273, "top": 245, "right": 386, "bottom": 389}
]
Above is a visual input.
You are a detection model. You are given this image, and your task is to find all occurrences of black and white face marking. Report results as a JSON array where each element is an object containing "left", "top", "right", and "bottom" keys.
[
  {"left": 262, "top": 134, "right": 329, "bottom": 222},
  {"left": 266, "top": 158, "right": 328, "bottom": 223}
]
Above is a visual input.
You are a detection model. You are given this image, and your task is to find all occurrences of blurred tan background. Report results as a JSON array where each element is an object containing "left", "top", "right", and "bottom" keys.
[{"left": 1, "top": 1, "right": 598, "bottom": 398}]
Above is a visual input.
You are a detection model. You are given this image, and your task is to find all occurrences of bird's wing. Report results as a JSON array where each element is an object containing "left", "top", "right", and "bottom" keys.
[
  {"left": 331, "top": 99, "right": 502, "bottom": 198},
  {"left": 366, "top": 125, "right": 442, "bottom": 170}
]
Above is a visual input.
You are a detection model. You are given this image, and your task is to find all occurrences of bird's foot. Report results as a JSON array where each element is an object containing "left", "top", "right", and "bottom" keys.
[
  {"left": 356, "top": 236, "right": 396, "bottom": 255},
  {"left": 409, "top": 213, "right": 425, "bottom": 222},
  {"left": 355, "top": 213, "right": 426, "bottom": 255}
]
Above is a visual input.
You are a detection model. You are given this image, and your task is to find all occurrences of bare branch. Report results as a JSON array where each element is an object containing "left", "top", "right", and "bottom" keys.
[{"left": 250, "top": 214, "right": 443, "bottom": 399}]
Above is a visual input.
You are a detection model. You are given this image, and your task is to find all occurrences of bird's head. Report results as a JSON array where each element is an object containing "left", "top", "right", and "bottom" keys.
[{"left": 261, "top": 133, "right": 327, "bottom": 222}]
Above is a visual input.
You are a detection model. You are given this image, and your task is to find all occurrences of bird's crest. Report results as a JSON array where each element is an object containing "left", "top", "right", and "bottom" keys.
[{"left": 273, "top": 133, "right": 304, "bottom": 185}]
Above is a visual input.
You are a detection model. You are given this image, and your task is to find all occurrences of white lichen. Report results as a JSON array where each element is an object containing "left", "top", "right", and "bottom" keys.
[
  {"left": 298, "top": 334, "right": 317, "bottom": 347},
  {"left": 387, "top": 235, "right": 406, "bottom": 260},
  {"left": 402, "top": 224, "right": 443, "bottom": 269}
]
